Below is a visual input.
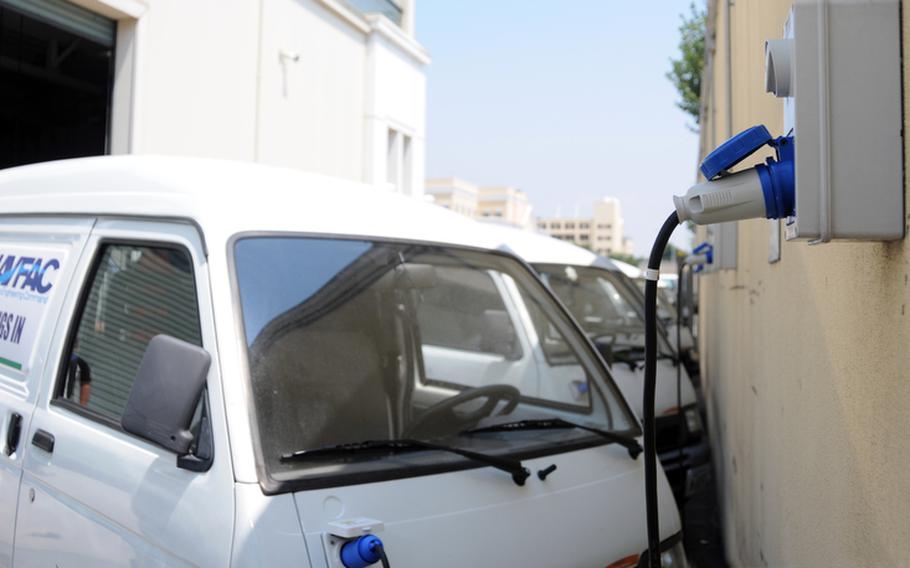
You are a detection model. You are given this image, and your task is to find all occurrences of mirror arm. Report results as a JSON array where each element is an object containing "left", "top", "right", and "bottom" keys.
[{"left": 177, "top": 395, "right": 214, "bottom": 473}]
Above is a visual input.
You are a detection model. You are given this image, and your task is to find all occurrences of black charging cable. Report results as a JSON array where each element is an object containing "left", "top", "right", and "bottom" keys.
[
  {"left": 643, "top": 211, "right": 681, "bottom": 568},
  {"left": 370, "top": 541, "right": 391, "bottom": 568}
]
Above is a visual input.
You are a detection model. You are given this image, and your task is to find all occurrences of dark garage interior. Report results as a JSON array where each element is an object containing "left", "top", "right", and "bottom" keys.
[{"left": 0, "top": 0, "right": 115, "bottom": 169}]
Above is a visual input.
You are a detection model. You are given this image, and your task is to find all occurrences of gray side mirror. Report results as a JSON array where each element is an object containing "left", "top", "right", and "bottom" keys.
[{"left": 121, "top": 335, "right": 211, "bottom": 455}]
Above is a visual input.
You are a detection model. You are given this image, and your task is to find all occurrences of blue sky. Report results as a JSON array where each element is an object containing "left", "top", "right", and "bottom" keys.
[{"left": 418, "top": 1, "right": 701, "bottom": 255}]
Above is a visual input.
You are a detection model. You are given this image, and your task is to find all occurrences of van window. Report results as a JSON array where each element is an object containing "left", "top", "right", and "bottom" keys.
[
  {"left": 58, "top": 244, "right": 201, "bottom": 422},
  {"left": 233, "top": 237, "right": 637, "bottom": 490},
  {"left": 535, "top": 264, "right": 674, "bottom": 356},
  {"left": 416, "top": 266, "right": 522, "bottom": 360}
]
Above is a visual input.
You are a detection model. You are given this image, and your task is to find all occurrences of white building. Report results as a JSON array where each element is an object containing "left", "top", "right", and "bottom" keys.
[
  {"left": 0, "top": 0, "right": 428, "bottom": 197},
  {"left": 536, "top": 198, "right": 632, "bottom": 257},
  {"left": 425, "top": 177, "right": 534, "bottom": 229}
]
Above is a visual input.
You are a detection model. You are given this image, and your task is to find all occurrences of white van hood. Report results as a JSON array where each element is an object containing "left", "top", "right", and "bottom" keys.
[{"left": 293, "top": 444, "right": 680, "bottom": 567}]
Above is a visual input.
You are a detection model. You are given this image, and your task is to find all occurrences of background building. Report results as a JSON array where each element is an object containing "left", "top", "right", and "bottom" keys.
[
  {"left": 425, "top": 177, "right": 533, "bottom": 229},
  {"left": 0, "top": 0, "right": 427, "bottom": 197},
  {"left": 536, "top": 197, "right": 633, "bottom": 257},
  {"left": 696, "top": 1, "right": 910, "bottom": 565}
]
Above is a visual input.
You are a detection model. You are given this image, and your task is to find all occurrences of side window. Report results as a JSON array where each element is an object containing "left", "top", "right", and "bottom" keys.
[
  {"left": 416, "top": 266, "right": 522, "bottom": 360},
  {"left": 57, "top": 243, "right": 202, "bottom": 422},
  {"left": 517, "top": 283, "right": 584, "bottom": 367}
]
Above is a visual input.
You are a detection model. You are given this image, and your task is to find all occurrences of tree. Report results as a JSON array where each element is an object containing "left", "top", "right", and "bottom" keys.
[
  {"left": 666, "top": 2, "right": 707, "bottom": 130},
  {"left": 609, "top": 252, "right": 642, "bottom": 266},
  {"left": 661, "top": 243, "right": 684, "bottom": 262}
]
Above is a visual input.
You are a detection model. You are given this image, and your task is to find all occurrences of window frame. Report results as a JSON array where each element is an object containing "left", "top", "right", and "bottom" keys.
[
  {"left": 227, "top": 231, "right": 641, "bottom": 495},
  {"left": 50, "top": 238, "right": 205, "bottom": 446}
]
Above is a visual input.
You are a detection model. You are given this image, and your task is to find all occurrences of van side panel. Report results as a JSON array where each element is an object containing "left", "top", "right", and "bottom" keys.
[
  {"left": 231, "top": 483, "right": 310, "bottom": 568},
  {"left": 0, "top": 217, "right": 94, "bottom": 568},
  {"left": 14, "top": 220, "right": 234, "bottom": 568}
]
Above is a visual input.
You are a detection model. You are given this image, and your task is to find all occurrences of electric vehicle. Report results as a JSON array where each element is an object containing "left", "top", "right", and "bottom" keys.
[
  {"left": 0, "top": 156, "right": 687, "bottom": 568},
  {"left": 611, "top": 259, "right": 695, "bottom": 359},
  {"left": 476, "top": 224, "right": 709, "bottom": 503}
]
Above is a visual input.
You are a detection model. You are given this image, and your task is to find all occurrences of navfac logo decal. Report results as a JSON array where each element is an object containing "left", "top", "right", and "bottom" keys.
[{"left": 0, "top": 254, "right": 61, "bottom": 294}]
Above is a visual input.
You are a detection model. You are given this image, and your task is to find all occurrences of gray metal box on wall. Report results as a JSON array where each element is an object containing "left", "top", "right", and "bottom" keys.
[{"left": 765, "top": 0, "right": 904, "bottom": 242}]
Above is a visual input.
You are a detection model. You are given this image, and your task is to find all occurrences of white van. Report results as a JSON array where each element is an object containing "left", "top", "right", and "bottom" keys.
[
  {"left": 0, "top": 157, "right": 686, "bottom": 568},
  {"left": 610, "top": 260, "right": 696, "bottom": 357},
  {"left": 477, "top": 225, "right": 709, "bottom": 503}
]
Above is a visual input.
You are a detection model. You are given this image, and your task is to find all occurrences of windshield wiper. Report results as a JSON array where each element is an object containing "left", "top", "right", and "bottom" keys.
[
  {"left": 462, "top": 418, "right": 643, "bottom": 460},
  {"left": 280, "top": 438, "right": 531, "bottom": 486}
]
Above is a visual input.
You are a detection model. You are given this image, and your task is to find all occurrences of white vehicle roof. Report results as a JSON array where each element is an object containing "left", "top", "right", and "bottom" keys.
[
  {"left": 610, "top": 258, "right": 643, "bottom": 278},
  {"left": 0, "top": 156, "right": 504, "bottom": 249},
  {"left": 476, "top": 222, "right": 622, "bottom": 271}
]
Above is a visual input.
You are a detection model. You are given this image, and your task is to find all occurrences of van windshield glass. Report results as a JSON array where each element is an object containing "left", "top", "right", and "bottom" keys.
[
  {"left": 534, "top": 264, "right": 673, "bottom": 355},
  {"left": 233, "top": 237, "right": 636, "bottom": 488}
]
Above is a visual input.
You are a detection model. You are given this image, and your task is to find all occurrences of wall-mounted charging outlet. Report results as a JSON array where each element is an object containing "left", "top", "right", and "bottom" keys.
[
  {"left": 766, "top": 0, "right": 903, "bottom": 242},
  {"left": 323, "top": 518, "right": 385, "bottom": 568}
]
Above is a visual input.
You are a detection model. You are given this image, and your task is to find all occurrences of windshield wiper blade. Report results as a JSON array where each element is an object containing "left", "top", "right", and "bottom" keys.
[
  {"left": 462, "top": 418, "right": 642, "bottom": 460},
  {"left": 280, "top": 438, "right": 531, "bottom": 486}
]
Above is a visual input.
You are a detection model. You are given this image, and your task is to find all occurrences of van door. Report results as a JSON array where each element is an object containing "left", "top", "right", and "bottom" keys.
[
  {"left": 13, "top": 219, "right": 234, "bottom": 567},
  {"left": 0, "top": 217, "right": 93, "bottom": 567}
]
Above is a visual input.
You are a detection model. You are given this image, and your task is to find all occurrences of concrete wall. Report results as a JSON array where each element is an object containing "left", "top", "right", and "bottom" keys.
[
  {"left": 71, "top": 0, "right": 427, "bottom": 194},
  {"left": 697, "top": 1, "right": 910, "bottom": 566}
]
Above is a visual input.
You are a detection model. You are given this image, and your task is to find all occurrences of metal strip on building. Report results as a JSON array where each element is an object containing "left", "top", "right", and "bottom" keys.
[{"left": 0, "top": 0, "right": 115, "bottom": 47}]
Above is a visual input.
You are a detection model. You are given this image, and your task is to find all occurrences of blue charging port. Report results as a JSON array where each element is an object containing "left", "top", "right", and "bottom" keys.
[{"left": 340, "top": 534, "right": 388, "bottom": 568}]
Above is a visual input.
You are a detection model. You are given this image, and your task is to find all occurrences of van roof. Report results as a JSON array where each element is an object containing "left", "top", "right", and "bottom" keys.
[
  {"left": 0, "top": 156, "right": 501, "bottom": 250},
  {"left": 474, "top": 221, "right": 620, "bottom": 271}
]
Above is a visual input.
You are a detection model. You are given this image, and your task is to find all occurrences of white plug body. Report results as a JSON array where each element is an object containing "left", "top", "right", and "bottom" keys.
[
  {"left": 673, "top": 168, "right": 766, "bottom": 225},
  {"left": 683, "top": 254, "right": 709, "bottom": 266}
]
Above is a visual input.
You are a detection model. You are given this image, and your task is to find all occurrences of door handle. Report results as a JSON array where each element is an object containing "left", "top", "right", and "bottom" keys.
[
  {"left": 5, "top": 413, "right": 21, "bottom": 456},
  {"left": 31, "top": 429, "right": 54, "bottom": 454}
]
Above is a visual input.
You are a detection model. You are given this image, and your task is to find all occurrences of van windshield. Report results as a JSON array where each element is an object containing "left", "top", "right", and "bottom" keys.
[
  {"left": 534, "top": 264, "right": 673, "bottom": 355},
  {"left": 233, "top": 237, "right": 636, "bottom": 490}
]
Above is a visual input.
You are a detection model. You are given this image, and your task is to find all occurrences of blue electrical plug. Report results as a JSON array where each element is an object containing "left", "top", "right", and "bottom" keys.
[
  {"left": 340, "top": 534, "right": 385, "bottom": 568},
  {"left": 674, "top": 125, "right": 795, "bottom": 225},
  {"left": 690, "top": 242, "right": 714, "bottom": 273}
]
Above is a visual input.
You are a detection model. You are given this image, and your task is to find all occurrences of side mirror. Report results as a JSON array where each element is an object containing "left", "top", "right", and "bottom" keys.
[{"left": 121, "top": 335, "right": 211, "bottom": 455}]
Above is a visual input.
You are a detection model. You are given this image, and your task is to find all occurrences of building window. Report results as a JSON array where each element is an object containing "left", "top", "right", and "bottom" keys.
[
  {"left": 580, "top": 223, "right": 590, "bottom": 229},
  {"left": 538, "top": 223, "right": 547, "bottom": 229},
  {"left": 579, "top": 234, "right": 589, "bottom": 241},
  {"left": 551, "top": 223, "right": 561, "bottom": 229},
  {"left": 386, "top": 128, "right": 412, "bottom": 194},
  {"left": 565, "top": 222, "right": 575, "bottom": 229},
  {"left": 344, "top": 0, "right": 404, "bottom": 26}
]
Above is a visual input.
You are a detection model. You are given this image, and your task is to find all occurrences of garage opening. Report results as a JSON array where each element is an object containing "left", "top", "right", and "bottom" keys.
[{"left": 0, "top": 0, "right": 116, "bottom": 169}]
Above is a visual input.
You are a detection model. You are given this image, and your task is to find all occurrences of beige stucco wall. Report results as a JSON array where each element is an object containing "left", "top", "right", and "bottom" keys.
[{"left": 697, "top": 1, "right": 910, "bottom": 566}]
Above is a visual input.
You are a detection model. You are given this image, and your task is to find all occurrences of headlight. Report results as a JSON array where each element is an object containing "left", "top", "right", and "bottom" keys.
[
  {"left": 684, "top": 407, "right": 702, "bottom": 436},
  {"left": 659, "top": 540, "right": 688, "bottom": 568}
]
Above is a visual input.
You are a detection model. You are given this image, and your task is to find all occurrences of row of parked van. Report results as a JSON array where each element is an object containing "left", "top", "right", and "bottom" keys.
[{"left": 0, "top": 156, "right": 700, "bottom": 567}]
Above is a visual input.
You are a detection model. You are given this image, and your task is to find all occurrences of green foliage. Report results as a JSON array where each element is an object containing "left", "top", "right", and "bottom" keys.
[
  {"left": 661, "top": 243, "right": 683, "bottom": 262},
  {"left": 608, "top": 252, "right": 642, "bottom": 266},
  {"left": 666, "top": 2, "right": 707, "bottom": 129}
]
